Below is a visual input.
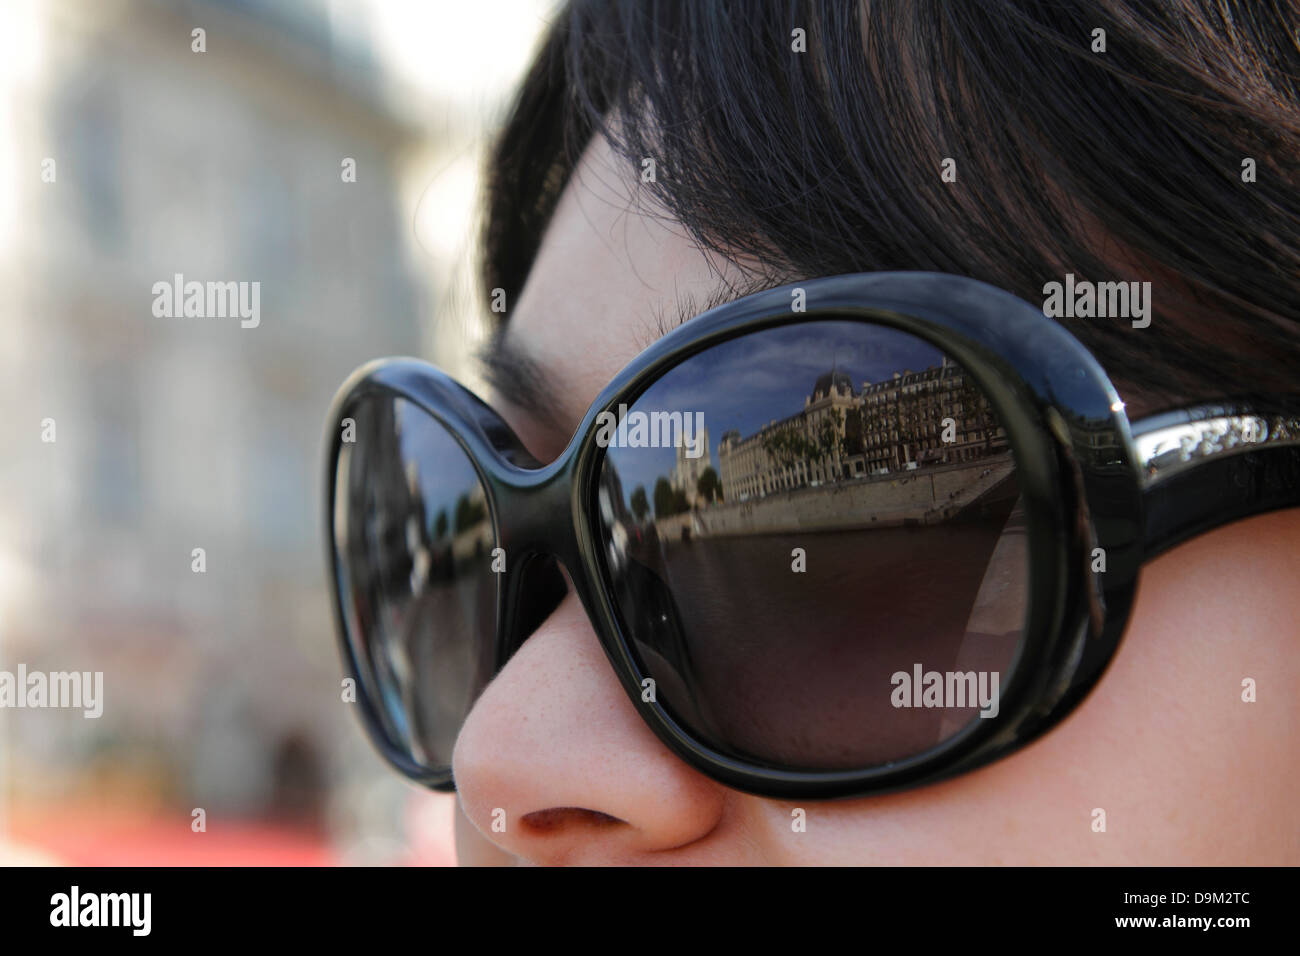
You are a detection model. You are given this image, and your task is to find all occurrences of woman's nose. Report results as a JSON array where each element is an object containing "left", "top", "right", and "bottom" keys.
[{"left": 451, "top": 592, "right": 726, "bottom": 865}]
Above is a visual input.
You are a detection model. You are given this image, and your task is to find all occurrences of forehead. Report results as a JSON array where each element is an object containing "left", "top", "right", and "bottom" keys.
[{"left": 499, "top": 134, "right": 754, "bottom": 434}]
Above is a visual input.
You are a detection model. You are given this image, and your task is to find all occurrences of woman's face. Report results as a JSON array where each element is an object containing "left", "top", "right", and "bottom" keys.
[{"left": 449, "top": 134, "right": 1300, "bottom": 866}]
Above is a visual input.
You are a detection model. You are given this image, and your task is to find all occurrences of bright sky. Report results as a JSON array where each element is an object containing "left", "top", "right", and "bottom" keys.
[{"left": 358, "top": 0, "right": 558, "bottom": 115}]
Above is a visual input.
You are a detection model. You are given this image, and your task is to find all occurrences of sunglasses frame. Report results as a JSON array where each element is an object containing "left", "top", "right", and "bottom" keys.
[{"left": 324, "top": 271, "right": 1300, "bottom": 800}]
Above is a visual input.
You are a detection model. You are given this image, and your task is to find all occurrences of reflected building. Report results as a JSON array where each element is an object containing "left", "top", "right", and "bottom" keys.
[
  {"left": 859, "top": 355, "right": 1008, "bottom": 474},
  {"left": 671, "top": 425, "right": 711, "bottom": 506},
  {"left": 719, "top": 358, "right": 1008, "bottom": 502},
  {"left": 718, "top": 369, "right": 858, "bottom": 501}
]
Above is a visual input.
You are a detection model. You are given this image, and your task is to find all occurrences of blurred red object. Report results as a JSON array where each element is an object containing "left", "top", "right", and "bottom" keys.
[{"left": 9, "top": 804, "right": 338, "bottom": 867}]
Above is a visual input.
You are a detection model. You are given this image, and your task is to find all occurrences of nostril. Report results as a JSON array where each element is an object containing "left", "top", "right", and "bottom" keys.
[{"left": 520, "top": 807, "right": 626, "bottom": 833}]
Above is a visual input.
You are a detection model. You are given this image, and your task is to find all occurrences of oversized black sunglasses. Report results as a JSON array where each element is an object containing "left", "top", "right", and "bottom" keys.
[{"left": 323, "top": 272, "right": 1299, "bottom": 799}]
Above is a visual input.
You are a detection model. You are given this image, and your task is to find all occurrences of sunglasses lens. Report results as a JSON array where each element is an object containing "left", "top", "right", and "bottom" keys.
[
  {"left": 595, "top": 320, "right": 1027, "bottom": 771},
  {"left": 332, "top": 394, "right": 497, "bottom": 776}
]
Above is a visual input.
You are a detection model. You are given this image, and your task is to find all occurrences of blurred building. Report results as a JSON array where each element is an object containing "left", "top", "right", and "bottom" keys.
[{"left": 0, "top": 0, "right": 446, "bottom": 850}]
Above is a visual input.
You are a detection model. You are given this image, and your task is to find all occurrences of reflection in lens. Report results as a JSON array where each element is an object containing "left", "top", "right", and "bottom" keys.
[
  {"left": 596, "top": 320, "right": 1027, "bottom": 770},
  {"left": 335, "top": 395, "right": 496, "bottom": 773}
]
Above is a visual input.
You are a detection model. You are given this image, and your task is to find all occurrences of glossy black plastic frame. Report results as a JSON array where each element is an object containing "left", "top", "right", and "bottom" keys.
[{"left": 324, "top": 272, "right": 1300, "bottom": 800}]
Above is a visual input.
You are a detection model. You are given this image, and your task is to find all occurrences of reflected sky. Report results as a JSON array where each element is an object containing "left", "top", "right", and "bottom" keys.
[{"left": 394, "top": 399, "right": 486, "bottom": 531}]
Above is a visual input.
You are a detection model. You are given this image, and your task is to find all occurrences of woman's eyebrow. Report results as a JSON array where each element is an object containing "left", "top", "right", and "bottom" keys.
[
  {"left": 475, "top": 274, "right": 786, "bottom": 438},
  {"left": 476, "top": 332, "right": 578, "bottom": 442}
]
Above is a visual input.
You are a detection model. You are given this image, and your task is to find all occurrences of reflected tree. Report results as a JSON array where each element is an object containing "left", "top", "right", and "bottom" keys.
[
  {"left": 630, "top": 485, "right": 649, "bottom": 522},
  {"left": 696, "top": 467, "right": 722, "bottom": 505}
]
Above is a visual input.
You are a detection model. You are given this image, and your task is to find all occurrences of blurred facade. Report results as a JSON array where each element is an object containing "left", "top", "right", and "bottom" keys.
[{"left": 0, "top": 0, "right": 554, "bottom": 864}]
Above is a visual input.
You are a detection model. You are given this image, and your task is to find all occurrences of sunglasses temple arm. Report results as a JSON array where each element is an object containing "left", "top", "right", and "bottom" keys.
[{"left": 1133, "top": 405, "right": 1300, "bottom": 561}]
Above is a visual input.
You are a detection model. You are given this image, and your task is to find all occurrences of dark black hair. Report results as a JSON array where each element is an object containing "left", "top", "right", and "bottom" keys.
[{"left": 481, "top": 0, "right": 1300, "bottom": 417}]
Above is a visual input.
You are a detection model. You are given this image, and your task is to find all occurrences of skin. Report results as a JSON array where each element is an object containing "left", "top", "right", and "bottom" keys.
[{"left": 449, "top": 133, "right": 1300, "bottom": 866}]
